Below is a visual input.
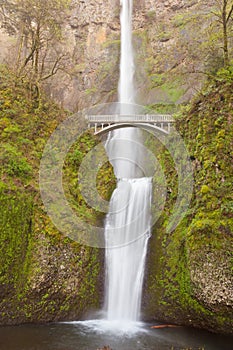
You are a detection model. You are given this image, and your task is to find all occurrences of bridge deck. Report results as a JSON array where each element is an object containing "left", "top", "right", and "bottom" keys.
[
  {"left": 85, "top": 114, "right": 174, "bottom": 123},
  {"left": 85, "top": 114, "right": 174, "bottom": 135}
]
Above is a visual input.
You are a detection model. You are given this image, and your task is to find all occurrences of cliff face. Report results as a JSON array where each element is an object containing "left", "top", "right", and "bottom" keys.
[
  {"left": 143, "top": 74, "right": 233, "bottom": 334},
  {"left": 0, "top": 0, "right": 217, "bottom": 111},
  {"left": 0, "top": 192, "right": 102, "bottom": 324},
  {"left": 0, "top": 66, "right": 105, "bottom": 325},
  {"left": 63, "top": 0, "right": 120, "bottom": 110},
  {"left": 39, "top": 0, "right": 215, "bottom": 110}
]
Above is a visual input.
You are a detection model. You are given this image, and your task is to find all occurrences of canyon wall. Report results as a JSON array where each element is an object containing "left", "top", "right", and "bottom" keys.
[
  {"left": 0, "top": 0, "right": 232, "bottom": 334},
  {"left": 1, "top": 0, "right": 216, "bottom": 111},
  {"left": 58, "top": 0, "right": 210, "bottom": 110}
]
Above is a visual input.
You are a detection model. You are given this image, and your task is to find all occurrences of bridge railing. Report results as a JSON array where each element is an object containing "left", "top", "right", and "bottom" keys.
[{"left": 85, "top": 114, "right": 174, "bottom": 123}]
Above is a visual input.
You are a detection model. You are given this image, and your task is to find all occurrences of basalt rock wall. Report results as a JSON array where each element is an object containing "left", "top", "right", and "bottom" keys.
[{"left": 28, "top": 0, "right": 216, "bottom": 110}]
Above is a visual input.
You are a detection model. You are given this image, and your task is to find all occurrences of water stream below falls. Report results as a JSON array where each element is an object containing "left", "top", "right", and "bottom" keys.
[{"left": 0, "top": 322, "right": 232, "bottom": 350}]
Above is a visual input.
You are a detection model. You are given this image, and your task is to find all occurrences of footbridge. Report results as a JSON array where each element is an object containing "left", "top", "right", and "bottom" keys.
[{"left": 85, "top": 114, "right": 174, "bottom": 135}]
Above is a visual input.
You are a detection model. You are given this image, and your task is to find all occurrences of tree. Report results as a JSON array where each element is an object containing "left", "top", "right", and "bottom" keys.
[
  {"left": 212, "top": 0, "right": 233, "bottom": 66},
  {"left": 0, "top": 0, "right": 71, "bottom": 98}
]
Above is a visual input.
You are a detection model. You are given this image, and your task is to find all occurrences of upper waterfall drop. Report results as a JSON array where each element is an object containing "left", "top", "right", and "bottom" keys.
[
  {"left": 105, "top": 0, "right": 144, "bottom": 179},
  {"left": 119, "top": 0, "right": 134, "bottom": 105}
]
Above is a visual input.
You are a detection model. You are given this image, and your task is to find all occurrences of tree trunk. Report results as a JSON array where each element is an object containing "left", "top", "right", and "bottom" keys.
[
  {"left": 222, "top": 0, "right": 229, "bottom": 66},
  {"left": 15, "top": 23, "right": 25, "bottom": 73},
  {"left": 34, "top": 20, "right": 41, "bottom": 79}
]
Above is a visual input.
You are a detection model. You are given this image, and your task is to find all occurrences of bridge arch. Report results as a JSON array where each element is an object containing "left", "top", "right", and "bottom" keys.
[
  {"left": 94, "top": 122, "right": 170, "bottom": 136},
  {"left": 85, "top": 114, "right": 174, "bottom": 135}
]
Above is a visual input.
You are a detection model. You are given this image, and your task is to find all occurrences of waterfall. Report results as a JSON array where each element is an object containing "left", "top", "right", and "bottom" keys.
[
  {"left": 104, "top": 0, "right": 152, "bottom": 323},
  {"left": 105, "top": 178, "right": 152, "bottom": 322},
  {"left": 119, "top": 0, "right": 134, "bottom": 104}
]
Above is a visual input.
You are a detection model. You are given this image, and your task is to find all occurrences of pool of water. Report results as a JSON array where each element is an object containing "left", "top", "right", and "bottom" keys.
[{"left": 0, "top": 320, "right": 232, "bottom": 350}]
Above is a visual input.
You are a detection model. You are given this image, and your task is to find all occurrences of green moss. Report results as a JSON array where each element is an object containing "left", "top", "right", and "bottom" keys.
[
  {"left": 158, "top": 31, "right": 172, "bottom": 42},
  {"left": 0, "top": 65, "right": 102, "bottom": 325},
  {"left": 63, "top": 130, "right": 116, "bottom": 225},
  {"left": 200, "top": 185, "right": 211, "bottom": 194},
  {"left": 84, "top": 87, "right": 98, "bottom": 95},
  {"left": 0, "top": 143, "right": 32, "bottom": 178},
  {"left": 102, "top": 39, "right": 121, "bottom": 49},
  {"left": 0, "top": 190, "right": 33, "bottom": 288},
  {"left": 161, "top": 82, "right": 184, "bottom": 103},
  {"left": 150, "top": 73, "right": 166, "bottom": 87},
  {"left": 172, "top": 13, "right": 193, "bottom": 28},
  {"left": 146, "top": 10, "right": 156, "bottom": 19},
  {"left": 145, "top": 68, "right": 233, "bottom": 333}
]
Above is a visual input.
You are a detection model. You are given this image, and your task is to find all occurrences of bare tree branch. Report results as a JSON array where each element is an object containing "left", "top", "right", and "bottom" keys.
[
  {"left": 39, "top": 54, "right": 65, "bottom": 82},
  {"left": 226, "top": 4, "right": 233, "bottom": 22}
]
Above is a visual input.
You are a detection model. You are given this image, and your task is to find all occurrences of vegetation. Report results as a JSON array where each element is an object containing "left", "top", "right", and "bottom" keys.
[
  {"left": 143, "top": 0, "right": 233, "bottom": 106},
  {"left": 0, "top": 64, "right": 111, "bottom": 324},
  {"left": 144, "top": 65, "right": 233, "bottom": 334},
  {"left": 0, "top": 0, "right": 232, "bottom": 336},
  {"left": 213, "top": 0, "right": 233, "bottom": 66},
  {"left": 0, "top": 0, "right": 71, "bottom": 101}
]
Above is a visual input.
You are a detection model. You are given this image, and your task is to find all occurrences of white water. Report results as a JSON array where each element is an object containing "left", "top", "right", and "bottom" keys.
[
  {"left": 104, "top": 0, "right": 152, "bottom": 324},
  {"left": 105, "top": 0, "right": 144, "bottom": 179},
  {"left": 119, "top": 0, "right": 134, "bottom": 105},
  {"left": 105, "top": 178, "right": 152, "bottom": 321}
]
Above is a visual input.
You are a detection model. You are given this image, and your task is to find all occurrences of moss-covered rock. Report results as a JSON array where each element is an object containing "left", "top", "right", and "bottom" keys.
[
  {"left": 0, "top": 189, "right": 103, "bottom": 324},
  {"left": 143, "top": 70, "right": 233, "bottom": 334},
  {"left": 0, "top": 61, "right": 233, "bottom": 335},
  {"left": 0, "top": 66, "right": 105, "bottom": 325}
]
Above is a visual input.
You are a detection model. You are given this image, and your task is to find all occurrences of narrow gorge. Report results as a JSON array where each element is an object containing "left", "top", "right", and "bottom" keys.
[{"left": 0, "top": 0, "right": 232, "bottom": 345}]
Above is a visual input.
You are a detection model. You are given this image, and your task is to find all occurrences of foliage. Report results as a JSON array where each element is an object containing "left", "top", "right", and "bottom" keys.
[
  {"left": 215, "top": 63, "right": 233, "bottom": 82},
  {"left": 0, "top": 191, "right": 33, "bottom": 288},
  {"left": 63, "top": 130, "right": 116, "bottom": 224},
  {"left": 0, "top": 64, "right": 67, "bottom": 183},
  {"left": 0, "top": 64, "right": 102, "bottom": 324},
  {"left": 0, "top": 0, "right": 71, "bottom": 100},
  {"left": 0, "top": 143, "right": 32, "bottom": 177},
  {"left": 145, "top": 68, "right": 233, "bottom": 334},
  {"left": 211, "top": 0, "right": 233, "bottom": 66},
  {"left": 144, "top": 0, "right": 233, "bottom": 109}
]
